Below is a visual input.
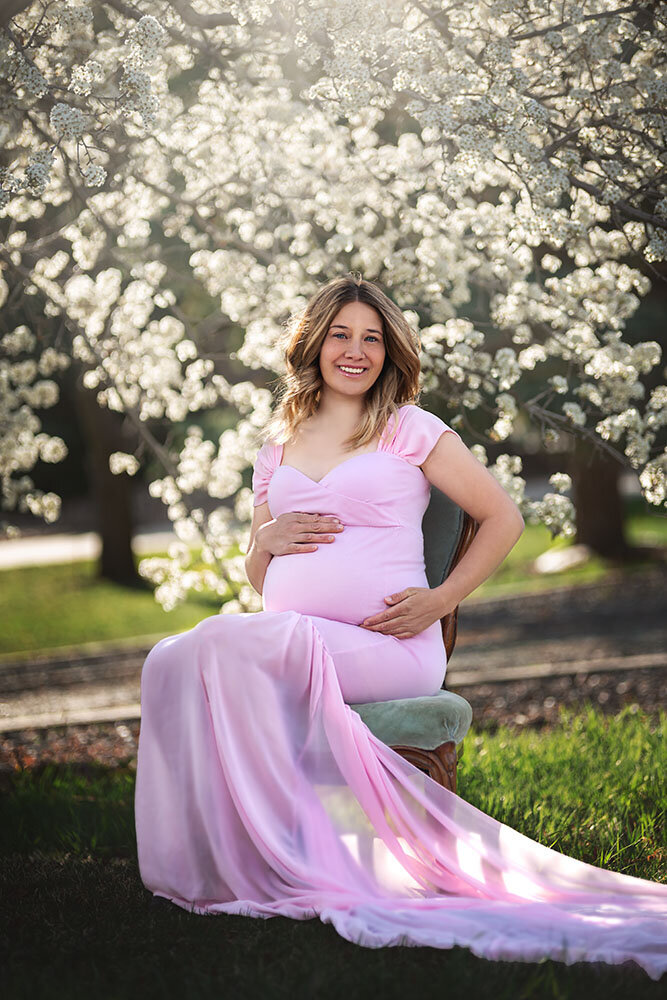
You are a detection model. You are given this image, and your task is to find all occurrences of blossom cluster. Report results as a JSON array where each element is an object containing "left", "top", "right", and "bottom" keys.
[{"left": 0, "top": 296, "right": 72, "bottom": 535}]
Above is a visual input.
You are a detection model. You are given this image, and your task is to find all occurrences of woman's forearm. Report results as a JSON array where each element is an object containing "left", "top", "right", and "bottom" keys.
[
  {"left": 434, "top": 510, "right": 524, "bottom": 612},
  {"left": 245, "top": 536, "right": 273, "bottom": 596}
]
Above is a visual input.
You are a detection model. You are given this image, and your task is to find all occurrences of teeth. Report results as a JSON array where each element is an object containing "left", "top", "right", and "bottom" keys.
[{"left": 338, "top": 366, "right": 366, "bottom": 374}]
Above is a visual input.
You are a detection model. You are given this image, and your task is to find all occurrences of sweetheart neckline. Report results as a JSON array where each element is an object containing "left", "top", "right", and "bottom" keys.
[{"left": 276, "top": 446, "right": 387, "bottom": 485}]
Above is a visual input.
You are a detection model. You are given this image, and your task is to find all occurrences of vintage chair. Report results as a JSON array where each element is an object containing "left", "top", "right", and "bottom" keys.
[{"left": 348, "top": 485, "right": 479, "bottom": 794}]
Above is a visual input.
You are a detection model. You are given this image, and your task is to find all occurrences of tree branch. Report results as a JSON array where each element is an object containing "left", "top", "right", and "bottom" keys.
[{"left": 509, "top": 4, "right": 644, "bottom": 41}]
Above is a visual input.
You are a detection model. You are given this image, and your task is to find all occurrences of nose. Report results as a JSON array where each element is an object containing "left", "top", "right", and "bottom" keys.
[{"left": 344, "top": 339, "right": 366, "bottom": 358}]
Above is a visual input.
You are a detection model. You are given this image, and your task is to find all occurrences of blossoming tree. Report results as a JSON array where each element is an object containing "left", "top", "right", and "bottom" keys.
[{"left": 1, "top": 0, "right": 665, "bottom": 610}]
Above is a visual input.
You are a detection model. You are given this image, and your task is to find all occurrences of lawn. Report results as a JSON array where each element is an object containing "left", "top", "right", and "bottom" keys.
[
  {"left": 0, "top": 557, "right": 221, "bottom": 656},
  {"left": 1, "top": 705, "right": 665, "bottom": 998},
  {"left": 1, "top": 498, "right": 665, "bottom": 657}
]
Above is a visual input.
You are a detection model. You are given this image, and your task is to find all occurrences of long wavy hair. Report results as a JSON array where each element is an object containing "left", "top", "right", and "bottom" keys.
[{"left": 265, "top": 274, "right": 423, "bottom": 451}]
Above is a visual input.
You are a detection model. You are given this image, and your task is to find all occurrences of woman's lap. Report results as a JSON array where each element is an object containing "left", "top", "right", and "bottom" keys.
[
  {"left": 141, "top": 610, "right": 446, "bottom": 707},
  {"left": 304, "top": 613, "right": 446, "bottom": 704}
]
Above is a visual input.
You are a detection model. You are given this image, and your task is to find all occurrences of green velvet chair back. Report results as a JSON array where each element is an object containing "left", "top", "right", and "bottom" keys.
[
  {"left": 422, "top": 483, "right": 466, "bottom": 589},
  {"left": 421, "top": 484, "right": 479, "bottom": 663}
]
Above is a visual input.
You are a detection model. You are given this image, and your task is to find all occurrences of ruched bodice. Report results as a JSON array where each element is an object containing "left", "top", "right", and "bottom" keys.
[
  {"left": 264, "top": 453, "right": 433, "bottom": 624},
  {"left": 253, "top": 404, "right": 460, "bottom": 628}
]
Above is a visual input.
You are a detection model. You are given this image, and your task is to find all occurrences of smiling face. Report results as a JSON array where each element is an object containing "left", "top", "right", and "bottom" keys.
[{"left": 318, "top": 300, "right": 387, "bottom": 400}]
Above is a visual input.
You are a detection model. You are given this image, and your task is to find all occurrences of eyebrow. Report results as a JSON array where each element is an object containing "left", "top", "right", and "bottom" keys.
[{"left": 330, "top": 324, "right": 383, "bottom": 336}]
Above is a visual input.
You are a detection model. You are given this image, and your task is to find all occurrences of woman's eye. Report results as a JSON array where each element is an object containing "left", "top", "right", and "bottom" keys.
[{"left": 332, "top": 332, "right": 379, "bottom": 342}]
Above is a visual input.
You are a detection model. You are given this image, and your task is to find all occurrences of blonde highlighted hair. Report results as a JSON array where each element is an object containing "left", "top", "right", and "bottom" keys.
[{"left": 265, "top": 274, "right": 423, "bottom": 451}]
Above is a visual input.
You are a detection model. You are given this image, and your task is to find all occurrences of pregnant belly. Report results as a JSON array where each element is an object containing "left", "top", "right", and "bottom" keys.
[{"left": 262, "top": 526, "right": 427, "bottom": 625}]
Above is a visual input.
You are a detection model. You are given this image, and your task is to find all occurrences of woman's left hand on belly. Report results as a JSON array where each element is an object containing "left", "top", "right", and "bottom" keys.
[{"left": 360, "top": 587, "right": 450, "bottom": 639}]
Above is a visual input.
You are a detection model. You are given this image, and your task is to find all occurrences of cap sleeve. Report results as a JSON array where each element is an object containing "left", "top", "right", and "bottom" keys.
[
  {"left": 252, "top": 441, "right": 280, "bottom": 506},
  {"left": 384, "top": 405, "right": 461, "bottom": 466}
]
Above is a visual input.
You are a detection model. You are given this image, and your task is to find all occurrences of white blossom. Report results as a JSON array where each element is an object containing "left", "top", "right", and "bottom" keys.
[
  {"left": 639, "top": 457, "right": 667, "bottom": 508},
  {"left": 549, "top": 473, "right": 572, "bottom": 495},
  {"left": 24, "top": 150, "right": 55, "bottom": 196},
  {"left": 109, "top": 452, "right": 141, "bottom": 476},
  {"left": 562, "top": 402, "right": 586, "bottom": 427},
  {"left": 82, "top": 164, "right": 107, "bottom": 188},
  {"left": 548, "top": 375, "right": 568, "bottom": 394},
  {"left": 49, "top": 103, "right": 89, "bottom": 139},
  {"left": 57, "top": 4, "right": 94, "bottom": 35}
]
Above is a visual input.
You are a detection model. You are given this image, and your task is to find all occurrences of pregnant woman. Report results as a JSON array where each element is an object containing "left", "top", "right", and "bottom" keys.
[{"left": 135, "top": 275, "right": 667, "bottom": 980}]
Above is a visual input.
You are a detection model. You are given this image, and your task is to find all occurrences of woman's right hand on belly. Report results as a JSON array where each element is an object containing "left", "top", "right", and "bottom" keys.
[{"left": 256, "top": 512, "right": 344, "bottom": 556}]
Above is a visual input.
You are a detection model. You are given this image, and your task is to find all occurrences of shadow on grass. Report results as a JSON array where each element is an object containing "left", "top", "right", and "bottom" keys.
[{"left": 2, "top": 851, "right": 662, "bottom": 1000}]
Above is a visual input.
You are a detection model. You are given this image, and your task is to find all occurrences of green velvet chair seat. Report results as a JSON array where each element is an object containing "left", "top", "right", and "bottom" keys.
[{"left": 348, "top": 689, "right": 472, "bottom": 750}]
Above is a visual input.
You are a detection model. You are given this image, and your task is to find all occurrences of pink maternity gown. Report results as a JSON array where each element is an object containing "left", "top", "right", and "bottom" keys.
[{"left": 134, "top": 403, "right": 667, "bottom": 980}]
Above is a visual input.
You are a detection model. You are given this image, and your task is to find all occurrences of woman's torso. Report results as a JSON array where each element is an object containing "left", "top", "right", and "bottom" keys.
[{"left": 262, "top": 449, "right": 435, "bottom": 626}]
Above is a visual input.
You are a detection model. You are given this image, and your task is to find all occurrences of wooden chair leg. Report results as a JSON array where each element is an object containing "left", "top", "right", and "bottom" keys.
[{"left": 389, "top": 740, "right": 459, "bottom": 793}]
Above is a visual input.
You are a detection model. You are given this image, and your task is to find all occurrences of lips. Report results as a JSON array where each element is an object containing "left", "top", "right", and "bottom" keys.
[{"left": 337, "top": 365, "right": 368, "bottom": 375}]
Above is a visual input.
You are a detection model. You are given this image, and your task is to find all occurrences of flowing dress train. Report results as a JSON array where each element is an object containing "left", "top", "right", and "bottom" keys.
[{"left": 135, "top": 404, "right": 667, "bottom": 980}]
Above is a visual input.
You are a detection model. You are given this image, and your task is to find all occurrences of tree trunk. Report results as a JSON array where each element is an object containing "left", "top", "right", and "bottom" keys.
[
  {"left": 569, "top": 435, "right": 629, "bottom": 559},
  {"left": 74, "top": 377, "right": 140, "bottom": 584}
]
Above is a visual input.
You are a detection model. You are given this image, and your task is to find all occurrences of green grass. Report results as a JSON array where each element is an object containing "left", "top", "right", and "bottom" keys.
[
  {"left": 1, "top": 705, "right": 665, "bottom": 997},
  {"left": 463, "top": 704, "right": 667, "bottom": 883},
  {"left": 0, "top": 762, "right": 136, "bottom": 859},
  {"left": 1, "top": 498, "right": 665, "bottom": 656},
  {"left": 0, "top": 554, "right": 224, "bottom": 655}
]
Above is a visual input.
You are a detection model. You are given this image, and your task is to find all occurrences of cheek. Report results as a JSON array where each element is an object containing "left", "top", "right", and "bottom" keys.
[{"left": 319, "top": 340, "right": 337, "bottom": 365}]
